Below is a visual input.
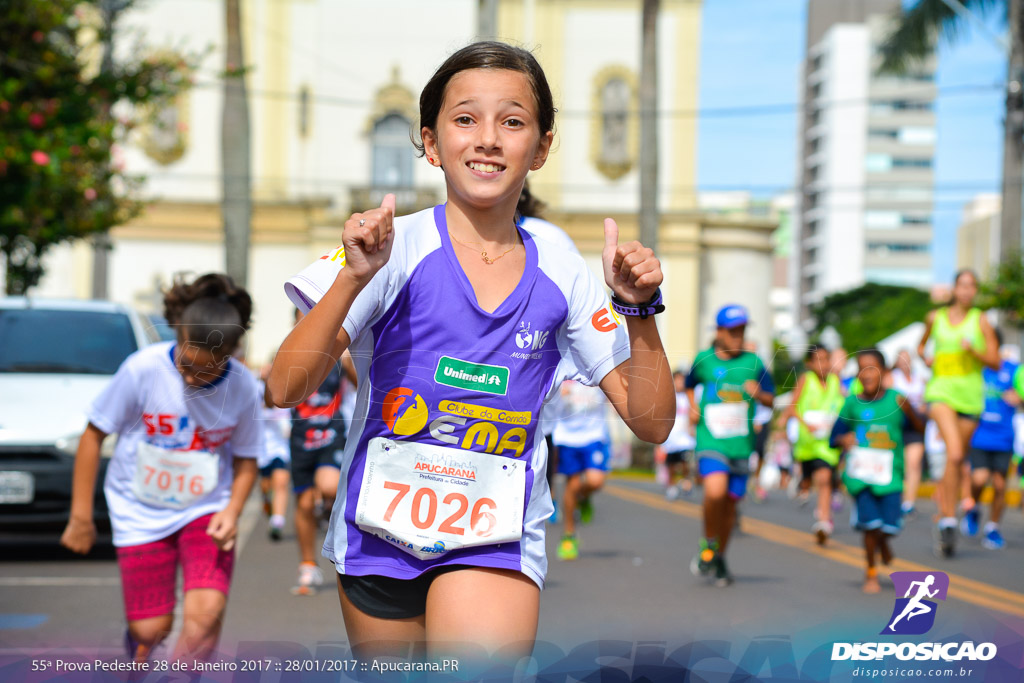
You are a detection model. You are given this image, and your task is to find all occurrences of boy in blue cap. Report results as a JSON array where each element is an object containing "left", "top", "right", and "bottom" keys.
[{"left": 686, "top": 304, "right": 775, "bottom": 586}]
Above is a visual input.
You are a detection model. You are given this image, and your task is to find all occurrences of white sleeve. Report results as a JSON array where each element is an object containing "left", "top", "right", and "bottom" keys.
[
  {"left": 87, "top": 358, "right": 142, "bottom": 435},
  {"left": 227, "top": 372, "right": 264, "bottom": 459},
  {"left": 283, "top": 246, "right": 392, "bottom": 343},
  {"left": 561, "top": 268, "right": 631, "bottom": 387}
]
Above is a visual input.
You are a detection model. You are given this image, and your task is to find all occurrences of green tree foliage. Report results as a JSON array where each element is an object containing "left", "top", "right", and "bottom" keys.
[
  {"left": 770, "top": 339, "right": 802, "bottom": 397},
  {"left": 0, "top": 0, "right": 195, "bottom": 294},
  {"left": 876, "top": 0, "right": 1003, "bottom": 75},
  {"left": 978, "top": 250, "right": 1024, "bottom": 328},
  {"left": 810, "top": 283, "right": 934, "bottom": 351}
]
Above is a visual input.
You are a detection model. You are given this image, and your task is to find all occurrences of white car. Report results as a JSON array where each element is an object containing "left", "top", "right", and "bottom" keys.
[{"left": 0, "top": 298, "right": 160, "bottom": 537}]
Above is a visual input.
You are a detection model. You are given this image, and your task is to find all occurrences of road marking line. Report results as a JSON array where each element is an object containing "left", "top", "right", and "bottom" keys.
[
  {"left": 0, "top": 577, "right": 119, "bottom": 586},
  {"left": 605, "top": 483, "right": 1024, "bottom": 618}
]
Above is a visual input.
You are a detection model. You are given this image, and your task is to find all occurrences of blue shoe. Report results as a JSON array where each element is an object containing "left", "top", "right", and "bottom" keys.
[
  {"left": 124, "top": 629, "right": 139, "bottom": 660},
  {"left": 982, "top": 526, "right": 1005, "bottom": 550},
  {"left": 548, "top": 505, "right": 559, "bottom": 524},
  {"left": 960, "top": 509, "right": 979, "bottom": 537}
]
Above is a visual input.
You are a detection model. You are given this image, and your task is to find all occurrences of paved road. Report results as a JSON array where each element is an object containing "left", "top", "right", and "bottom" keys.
[{"left": 2, "top": 475, "right": 1023, "bottom": 680}]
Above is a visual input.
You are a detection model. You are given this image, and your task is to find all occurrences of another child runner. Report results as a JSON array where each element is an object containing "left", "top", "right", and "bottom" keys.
[
  {"left": 661, "top": 370, "right": 697, "bottom": 500},
  {"left": 830, "top": 348, "right": 925, "bottom": 593},
  {"left": 60, "top": 274, "right": 262, "bottom": 663},
  {"left": 784, "top": 344, "right": 844, "bottom": 545},
  {"left": 686, "top": 304, "right": 775, "bottom": 587},
  {"left": 553, "top": 380, "right": 613, "bottom": 561},
  {"left": 962, "top": 329, "right": 1023, "bottom": 549}
]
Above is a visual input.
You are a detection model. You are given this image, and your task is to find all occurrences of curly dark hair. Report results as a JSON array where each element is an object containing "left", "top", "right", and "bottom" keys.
[{"left": 162, "top": 273, "right": 252, "bottom": 355}]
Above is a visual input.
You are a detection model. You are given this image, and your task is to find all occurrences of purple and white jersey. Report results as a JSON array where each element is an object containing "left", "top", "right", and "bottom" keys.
[{"left": 285, "top": 205, "right": 630, "bottom": 587}]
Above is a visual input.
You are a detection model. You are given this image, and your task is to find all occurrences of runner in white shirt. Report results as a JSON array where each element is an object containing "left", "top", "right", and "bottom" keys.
[
  {"left": 887, "top": 349, "right": 929, "bottom": 517},
  {"left": 266, "top": 41, "right": 674, "bottom": 662},
  {"left": 61, "top": 274, "right": 262, "bottom": 664},
  {"left": 257, "top": 373, "right": 292, "bottom": 541},
  {"left": 518, "top": 183, "right": 580, "bottom": 523},
  {"left": 552, "top": 380, "right": 612, "bottom": 560},
  {"left": 660, "top": 371, "right": 696, "bottom": 499}
]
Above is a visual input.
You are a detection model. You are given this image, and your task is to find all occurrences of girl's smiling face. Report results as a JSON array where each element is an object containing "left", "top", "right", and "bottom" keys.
[{"left": 422, "top": 68, "right": 552, "bottom": 213}]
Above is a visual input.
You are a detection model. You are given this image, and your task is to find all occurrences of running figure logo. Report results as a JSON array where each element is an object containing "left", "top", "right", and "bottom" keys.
[
  {"left": 382, "top": 387, "right": 429, "bottom": 436},
  {"left": 882, "top": 571, "right": 949, "bottom": 635}
]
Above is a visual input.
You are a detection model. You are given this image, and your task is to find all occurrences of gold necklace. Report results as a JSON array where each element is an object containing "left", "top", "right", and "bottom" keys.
[{"left": 448, "top": 224, "right": 518, "bottom": 265}]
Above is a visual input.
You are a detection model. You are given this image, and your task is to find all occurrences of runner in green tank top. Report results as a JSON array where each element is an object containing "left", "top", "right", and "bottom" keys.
[
  {"left": 782, "top": 345, "right": 843, "bottom": 545},
  {"left": 685, "top": 304, "right": 775, "bottom": 587},
  {"left": 830, "top": 349, "right": 924, "bottom": 594},
  {"left": 917, "top": 269, "right": 999, "bottom": 558}
]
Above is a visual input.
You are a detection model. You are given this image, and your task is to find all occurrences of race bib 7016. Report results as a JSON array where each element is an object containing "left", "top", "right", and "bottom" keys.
[{"left": 133, "top": 441, "right": 219, "bottom": 509}]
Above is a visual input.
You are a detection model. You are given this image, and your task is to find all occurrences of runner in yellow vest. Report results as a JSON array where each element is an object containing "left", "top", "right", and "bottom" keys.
[
  {"left": 917, "top": 269, "right": 1000, "bottom": 558},
  {"left": 784, "top": 345, "right": 844, "bottom": 545}
]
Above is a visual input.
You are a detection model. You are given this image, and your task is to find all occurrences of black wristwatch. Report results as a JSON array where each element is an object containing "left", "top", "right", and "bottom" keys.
[{"left": 610, "top": 288, "right": 665, "bottom": 319}]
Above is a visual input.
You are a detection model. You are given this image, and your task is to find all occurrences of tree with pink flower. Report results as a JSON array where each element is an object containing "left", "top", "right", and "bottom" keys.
[{"left": 0, "top": 0, "right": 198, "bottom": 294}]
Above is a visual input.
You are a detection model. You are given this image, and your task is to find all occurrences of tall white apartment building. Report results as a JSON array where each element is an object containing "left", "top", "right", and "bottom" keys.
[{"left": 795, "top": 0, "right": 936, "bottom": 326}]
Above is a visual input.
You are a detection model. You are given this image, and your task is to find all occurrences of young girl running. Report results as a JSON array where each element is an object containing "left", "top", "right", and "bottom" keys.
[
  {"left": 267, "top": 41, "right": 674, "bottom": 661},
  {"left": 917, "top": 269, "right": 999, "bottom": 557},
  {"left": 61, "top": 273, "right": 262, "bottom": 663}
]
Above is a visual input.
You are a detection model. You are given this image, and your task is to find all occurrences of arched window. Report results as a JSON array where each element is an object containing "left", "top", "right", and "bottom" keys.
[
  {"left": 591, "top": 66, "right": 637, "bottom": 180},
  {"left": 600, "top": 78, "right": 630, "bottom": 166},
  {"left": 371, "top": 113, "right": 412, "bottom": 188}
]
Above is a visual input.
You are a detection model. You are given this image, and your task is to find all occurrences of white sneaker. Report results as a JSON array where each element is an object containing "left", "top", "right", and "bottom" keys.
[
  {"left": 812, "top": 519, "right": 833, "bottom": 546},
  {"left": 294, "top": 562, "right": 324, "bottom": 596},
  {"left": 665, "top": 486, "right": 680, "bottom": 501}
]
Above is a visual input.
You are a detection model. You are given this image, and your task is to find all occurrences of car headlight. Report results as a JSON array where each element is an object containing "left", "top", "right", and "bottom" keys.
[{"left": 55, "top": 434, "right": 118, "bottom": 458}]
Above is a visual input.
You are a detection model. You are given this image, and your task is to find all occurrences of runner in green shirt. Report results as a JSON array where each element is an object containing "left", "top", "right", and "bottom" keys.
[
  {"left": 917, "top": 269, "right": 1000, "bottom": 558},
  {"left": 782, "top": 344, "right": 843, "bottom": 545},
  {"left": 830, "top": 349, "right": 924, "bottom": 594},
  {"left": 685, "top": 304, "right": 774, "bottom": 587}
]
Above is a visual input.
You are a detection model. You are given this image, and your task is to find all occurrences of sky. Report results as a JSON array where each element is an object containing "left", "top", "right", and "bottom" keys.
[{"left": 697, "top": 0, "right": 1007, "bottom": 284}]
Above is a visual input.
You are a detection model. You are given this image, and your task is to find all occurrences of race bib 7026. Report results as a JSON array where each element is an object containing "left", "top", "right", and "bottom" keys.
[{"left": 355, "top": 437, "right": 525, "bottom": 560}]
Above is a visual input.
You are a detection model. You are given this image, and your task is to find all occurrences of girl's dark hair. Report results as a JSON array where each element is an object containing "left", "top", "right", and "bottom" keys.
[
  {"left": 804, "top": 344, "right": 824, "bottom": 361},
  {"left": 414, "top": 41, "right": 556, "bottom": 156},
  {"left": 953, "top": 268, "right": 978, "bottom": 286},
  {"left": 517, "top": 181, "right": 546, "bottom": 220},
  {"left": 163, "top": 273, "right": 252, "bottom": 355}
]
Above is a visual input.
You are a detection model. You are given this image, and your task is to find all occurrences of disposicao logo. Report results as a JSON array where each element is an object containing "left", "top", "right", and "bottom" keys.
[
  {"left": 382, "top": 387, "right": 429, "bottom": 436},
  {"left": 884, "top": 571, "right": 948, "bottom": 636},
  {"left": 831, "top": 571, "right": 997, "bottom": 663}
]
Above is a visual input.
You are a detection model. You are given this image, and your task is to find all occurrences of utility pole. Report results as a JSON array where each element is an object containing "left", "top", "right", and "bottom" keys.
[
  {"left": 639, "top": 0, "right": 659, "bottom": 251},
  {"left": 1001, "top": 0, "right": 1024, "bottom": 257},
  {"left": 91, "top": 0, "right": 130, "bottom": 300},
  {"left": 222, "top": 0, "right": 251, "bottom": 287},
  {"left": 477, "top": 0, "right": 498, "bottom": 40}
]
